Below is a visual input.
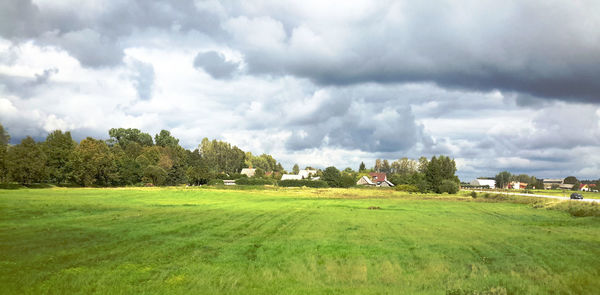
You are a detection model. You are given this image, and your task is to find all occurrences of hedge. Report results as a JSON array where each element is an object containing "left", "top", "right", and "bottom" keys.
[{"left": 278, "top": 179, "right": 329, "bottom": 188}]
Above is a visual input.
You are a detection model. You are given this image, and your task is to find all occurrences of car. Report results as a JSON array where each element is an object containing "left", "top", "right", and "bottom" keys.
[{"left": 570, "top": 193, "right": 584, "bottom": 200}]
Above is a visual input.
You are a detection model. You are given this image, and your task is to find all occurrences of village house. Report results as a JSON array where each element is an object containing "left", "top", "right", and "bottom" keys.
[{"left": 357, "top": 172, "right": 394, "bottom": 187}]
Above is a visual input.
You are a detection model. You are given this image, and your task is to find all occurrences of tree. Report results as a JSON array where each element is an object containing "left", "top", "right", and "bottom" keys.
[
  {"left": 0, "top": 124, "right": 9, "bottom": 181},
  {"left": 322, "top": 166, "right": 342, "bottom": 187},
  {"left": 108, "top": 128, "right": 153, "bottom": 148},
  {"left": 374, "top": 159, "right": 382, "bottom": 172},
  {"left": 143, "top": 165, "right": 167, "bottom": 185},
  {"left": 425, "top": 155, "right": 458, "bottom": 193},
  {"left": 563, "top": 176, "right": 578, "bottom": 184},
  {"left": 254, "top": 168, "right": 265, "bottom": 178},
  {"left": 359, "top": 161, "right": 366, "bottom": 172},
  {"left": 494, "top": 171, "right": 512, "bottom": 189},
  {"left": 417, "top": 156, "right": 429, "bottom": 174},
  {"left": 425, "top": 156, "right": 442, "bottom": 192},
  {"left": 154, "top": 130, "right": 179, "bottom": 148},
  {"left": 6, "top": 137, "right": 47, "bottom": 184},
  {"left": 439, "top": 179, "right": 459, "bottom": 194},
  {"left": 382, "top": 159, "right": 391, "bottom": 173},
  {"left": 339, "top": 174, "right": 356, "bottom": 188},
  {"left": 69, "top": 137, "right": 117, "bottom": 186},
  {"left": 186, "top": 165, "right": 211, "bottom": 185},
  {"left": 43, "top": 130, "right": 75, "bottom": 183},
  {"left": 292, "top": 163, "right": 300, "bottom": 174}
]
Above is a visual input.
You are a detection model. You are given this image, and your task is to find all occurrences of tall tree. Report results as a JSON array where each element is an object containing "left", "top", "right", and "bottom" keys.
[
  {"left": 382, "top": 159, "right": 391, "bottom": 174},
  {"left": 43, "top": 130, "right": 76, "bottom": 183},
  {"left": 6, "top": 137, "right": 47, "bottom": 184},
  {"left": 374, "top": 159, "right": 382, "bottom": 172},
  {"left": 292, "top": 163, "right": 300, "bottom": 174},
  {"left": 154, "top": 130, "right": 179, "bottom": 148},
  {"left": 494, "top": 171, "right": 512, "bottom": 189},
  {"left": 359, "top": 161, "right": 366, "bottom": 172},
  {"left": 69, "top": 137, "right": 117, "bottom": 186},
  {"left": 322, "top": 166, "right": 341, "bottom": 187},
  {"left": 108, "top": 128, "right": 153, "bottom": 148},
  {"left": 418, "top": 156, "right": 429, "bottom": 174}
]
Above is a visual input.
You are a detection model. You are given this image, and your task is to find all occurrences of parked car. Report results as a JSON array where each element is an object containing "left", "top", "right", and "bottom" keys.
[{"left": 570, "top": 193, "right": 584, "bottom": 200}]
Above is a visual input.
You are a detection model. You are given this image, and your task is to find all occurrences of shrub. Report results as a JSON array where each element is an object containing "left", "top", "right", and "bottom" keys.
[
  {"left": 470, "top": 191, "right": 477, "bottom": 198},
  {"left": 439, "top": 180, "right": 459, "bottom": 194},
  {"left": 395, "top": 184, "right": 419, "bottom": 192},
  {"left": 235, "top": 178, "right": 275, "bottom": 185},
  {"left": 549, "top": 201, "right": 600, "bottom": 217},
  {"left": 278, "top": 180, "right": 329, "bottom": 188}
]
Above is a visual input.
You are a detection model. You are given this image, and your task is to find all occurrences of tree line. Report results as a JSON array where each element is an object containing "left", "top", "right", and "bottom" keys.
[
  {"left": 0, "top": 123, "right": 460, "bottom": 193},
  {"left": 0, "top": 125, "right": 286, "bottom": 186}
]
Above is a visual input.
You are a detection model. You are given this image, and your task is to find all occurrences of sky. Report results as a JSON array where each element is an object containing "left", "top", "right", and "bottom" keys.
[{"left": 1, "top": 0, "right": 600, "bottom": 181}]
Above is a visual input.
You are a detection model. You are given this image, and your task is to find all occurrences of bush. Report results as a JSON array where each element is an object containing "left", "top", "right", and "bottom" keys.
[
  {"left": 470, "top": 191, "right": 477, "bottom": 198},
  {"left": 438, "top": 180, "right": 459, "bottom": 194},
  {"left": 235, "top": 178, "right": 275, "bottom": 185},
  {"left": 395, "top": 184, "right": 419, "bottom": 192},
  {"left": 549, "top": 201, "right": 600, "bottom": 217},
  {"left": 278, "top": 180, "right": 329, "bottom": 188}
]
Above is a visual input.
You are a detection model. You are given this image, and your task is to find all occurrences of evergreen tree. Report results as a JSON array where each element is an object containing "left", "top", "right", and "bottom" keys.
[
  {"left": 293, "top": 163, "right": 300, "bottom": 174},
  {"left": 359, "top": 161, "right": 366, "bottom": 172}
]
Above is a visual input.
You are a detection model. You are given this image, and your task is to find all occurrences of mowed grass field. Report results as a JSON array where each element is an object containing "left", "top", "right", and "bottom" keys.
[{"left": 1, "top": 188, "right": 599, "bottom": 294}]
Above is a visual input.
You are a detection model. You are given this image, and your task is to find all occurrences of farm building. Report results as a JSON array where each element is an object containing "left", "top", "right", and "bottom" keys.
[
  {"left": 298, "top": 169, "right": 318, "bottom": 179},
  {"left": 510, "top": 181, "right": 528, "bottom": 189},
  {"left": 281, "top": 174, "right": 303, "bottom": 180},
  {"left": 469, "top": 179, "right": 496, "bottom": 189},
  {"left": 543, "top": 179, "right": 563, "bottom": 189}
]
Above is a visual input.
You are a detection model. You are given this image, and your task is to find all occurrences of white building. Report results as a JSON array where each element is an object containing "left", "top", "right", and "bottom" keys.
[
  {"left": 241, "top": 168, "right": 256, "bottom": 177},
  {"left": 470, "top": 179, "right": 496, "bottom": 189},
  {"left": 298, "top": 169, "right": 317, "bottom": 179},
  {"left": 281, "top": 174, "right": 303, "bottom": 180}
]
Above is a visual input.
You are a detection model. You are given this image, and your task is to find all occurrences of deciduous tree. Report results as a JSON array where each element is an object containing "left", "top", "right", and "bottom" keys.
[{"left": 6, "top": 137, "right": 47, "bottom": 184}]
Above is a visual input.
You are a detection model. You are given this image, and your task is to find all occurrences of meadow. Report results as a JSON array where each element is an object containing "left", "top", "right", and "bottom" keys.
[{"left": 1, "top": 187, "right": 599, "bottom": 294}]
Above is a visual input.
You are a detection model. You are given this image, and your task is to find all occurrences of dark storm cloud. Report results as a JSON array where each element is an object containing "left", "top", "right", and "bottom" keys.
[
  {"left": 223, "top": 1, "right": 600, "bottom": 103},
  {"left": 193, "top": 51, "right": 239, "bottom": 79},
  {"left": 0, "top": 0, "right": 225, "bottom": 68}
]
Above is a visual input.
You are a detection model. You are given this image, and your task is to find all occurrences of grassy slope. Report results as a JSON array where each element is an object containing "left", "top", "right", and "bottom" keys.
[{"left": 1, "top": 188, "right": 599, "bottom": 294}]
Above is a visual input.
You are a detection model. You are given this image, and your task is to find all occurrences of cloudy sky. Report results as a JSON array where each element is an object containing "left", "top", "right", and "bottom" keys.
[{"left": 1, "top": 0, "right": 600, "bottom": 180}]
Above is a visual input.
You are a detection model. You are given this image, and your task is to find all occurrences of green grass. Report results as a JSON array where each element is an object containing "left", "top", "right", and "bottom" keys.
[{"left": 1, "top": 187, "right": 599, "bottom": 294}]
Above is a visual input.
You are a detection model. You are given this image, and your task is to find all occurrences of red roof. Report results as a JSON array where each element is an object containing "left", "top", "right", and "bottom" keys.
[{"left": 369, "top": 172, "right": 387, "bottom": 181}]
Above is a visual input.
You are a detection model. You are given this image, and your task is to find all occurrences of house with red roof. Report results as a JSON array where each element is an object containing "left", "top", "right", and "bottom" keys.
[{"left": 368, "top": 172, "right": 395, "bottom": 187}]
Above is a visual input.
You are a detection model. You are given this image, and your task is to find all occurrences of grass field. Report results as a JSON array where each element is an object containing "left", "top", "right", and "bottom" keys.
[{"left": 1, "top": 187, "right": 599, "bottom": 294}]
